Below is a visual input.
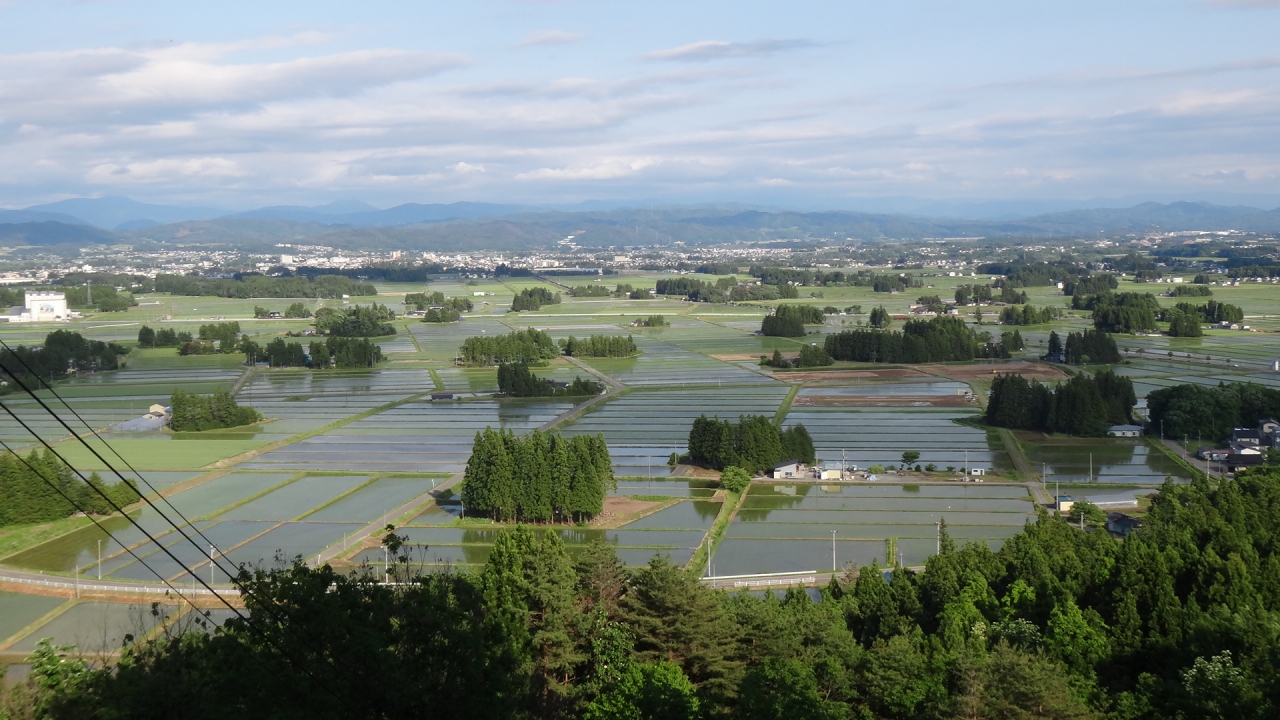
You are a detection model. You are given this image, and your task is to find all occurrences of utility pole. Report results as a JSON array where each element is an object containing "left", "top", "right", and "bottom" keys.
[
  {"left": 831, "top": 530, "right": 837, "bottom": 572},
  {"left": 1089, "top": 453, "right": 1093, "bottom": 483},
  {"left": 97, "top": 539, "right": 102, "bottom": 580},
  {"left": 210, "top": 545, "right": 216, "bottom": 585}
]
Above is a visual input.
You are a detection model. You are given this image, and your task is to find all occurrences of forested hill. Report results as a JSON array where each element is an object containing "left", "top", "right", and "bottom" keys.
[
  {"left": 8, "top": 200, "right": 1280, "bottom": 250},
  {"left": 23, "top": 468, "right": 1280, "bottom": 719}
]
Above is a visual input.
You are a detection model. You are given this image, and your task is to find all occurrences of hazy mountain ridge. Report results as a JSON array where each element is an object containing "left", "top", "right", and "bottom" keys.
[{"left": 4, "top": 199, "right": 1280, "bottom": 250}]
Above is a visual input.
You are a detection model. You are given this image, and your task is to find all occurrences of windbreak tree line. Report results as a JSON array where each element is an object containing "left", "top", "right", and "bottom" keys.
[
  {"left": 1164, "top": 300, "right": 1243, "bottom": 325},
  {"left": 985, "top": 369, "right": 1137, "bottom": 436},
  {"left": 823, "top": 316, "right": 1009, "bottom": 363},
  {"left": 511, "top": 288, "right": 561, "bottom": 312},
  {"left": 954, "top": 284, "right": 1028, "bottom": 305},
  {"left": 655, "top": 277, "right": 801, "bottom": 303},
  {"left": 634, "top": 315, "right": 667, "bottom": 327},
  {"left": 136, "top": 326, "right": 192, "bottom": 348},
  {"left": 0, "top": 449, "right": 140, "bottom": 528},
  {"left": 60, "top": 284, "right": 137, "bottom": 312},
  {"left": 405, "top": 291, "right": 473, "bottom": 313},
  {"left": 760, "top": 304, "right": 824, "bottom": 337},
  {"left": 461, "top": 328, "right": 560, "bottom": 365},
  {"left": 1167, "top": 284, "right": 1212, "bottom": 297},
  {"left": 1073, "top": 291, "right": 1161, "bottom": 334},
  {"left": 559, "top": 335, "right": 637, "bottom": 358},
  {"left": 170, "top": 389, "right": 262, "bottom": 431},
  {"left": 569, "top": 285, "right": 612, "bottom": 297},
  {"left": 0, "top": 331, "right": 127, "bottom": 387},
  {"left": 1059, "top": 329, "right": 1122, "bottom": 364},
  {"left": 760, "top": 344, "right": 833, "bottom": 369},
  {"left": 999, "top": 304, "right": 1062, "bottom": 325},
  {"left": 197, "top": 322, "right": 241, "bottom": 353},
  {"left": 497, "top": 363, "right": 602, "bottom": 398},
  {"left": 315, "top": 305, "right": 397, "bottom": 337},
  {"left": 1062, "top": 273, "right": 1118, "bottom": 296},
  {"left": 462, "top": 428, "right": 613, "bottom": 523},
  {"left": 1147, "top": 381, "right": 1280, "bottom": 442},
  {"left": 153, "top": 274, "right": 377, "bottom": 299},
  {"left": 254, "top": 303, "right": 312, "bottom": 318},
  {"left": 20, "top": 469, "right": 1280, "bottom": 720},
  {"left": 249, "top": 336, "right": 383, "bottom": 368},
  {"left": 686, "top": 414, "right": 815, "bottom": 474}
]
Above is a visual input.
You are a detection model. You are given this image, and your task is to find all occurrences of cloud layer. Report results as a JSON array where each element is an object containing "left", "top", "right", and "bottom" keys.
[{"left": 2, "top": 3, "right": 1280, "bottom": 208}]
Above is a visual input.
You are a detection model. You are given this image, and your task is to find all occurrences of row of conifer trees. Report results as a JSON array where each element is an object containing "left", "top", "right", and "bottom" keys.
[
  {"left": 462, "top": 429, "right": 614, "bottom": 523},
  {"left": 0, "top": 449, "right": 141, "bottom": 528}
]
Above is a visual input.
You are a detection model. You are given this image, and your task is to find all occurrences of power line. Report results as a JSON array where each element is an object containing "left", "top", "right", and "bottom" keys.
[{"left": 0, "top": 364, "right": 361, "bottom": 716}]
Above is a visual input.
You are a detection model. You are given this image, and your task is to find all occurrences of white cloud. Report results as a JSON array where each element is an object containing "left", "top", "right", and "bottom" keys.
[
  {"left": 86, "top": 157, "right": 246, "bottom": 183},
  {"left": 513, "top": 30, "right": 583, "bottom": 48},
  {"left": 644, "top": 39, "right": 814, "bottom": 62}
]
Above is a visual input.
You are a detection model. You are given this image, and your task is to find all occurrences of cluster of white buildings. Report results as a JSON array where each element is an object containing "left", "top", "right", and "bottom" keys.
[{"left": 2, "top": 291, "right": 74, "bottom": 323}]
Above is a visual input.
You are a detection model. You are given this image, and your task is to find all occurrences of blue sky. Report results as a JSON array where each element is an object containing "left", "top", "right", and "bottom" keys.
[{"left": 2, "top": 0, "right": 1279, "bottom": 210}]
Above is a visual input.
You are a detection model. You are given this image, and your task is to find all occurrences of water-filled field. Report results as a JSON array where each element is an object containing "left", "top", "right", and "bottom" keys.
[
  {"left": 1020, "top": 436, "right": 1191, "bottom": 485},
  {"left": 0, "top": 592, "right": 67, "bottom": 648},
  {"left": 563, "top": 385, "right": 790, "bottom": 474},
  {"left": 581, "top": 336, "right": 779, "bottom": 387},
  {"left": 4, "top": 602, "right": 176, "bottom": 655},
  {"left": 710, "top": 482, "right": 1036, "bottom": 575},
  {"left": 243, "top": 399, "right": 573, "bottom": 473},
  {"left": 783, "top": 408, "right": 1009, "bottom": 471}
]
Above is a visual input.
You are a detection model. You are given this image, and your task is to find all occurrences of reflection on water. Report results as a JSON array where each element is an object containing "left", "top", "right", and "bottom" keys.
[{"left": 1021, "top": 436, "right": 1190, "bottom": 484}]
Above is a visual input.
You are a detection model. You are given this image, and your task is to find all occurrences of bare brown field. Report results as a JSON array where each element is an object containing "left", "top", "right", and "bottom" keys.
[
  {"left": 779, "top": 368, "right": 930, "bottom": 382},
  {"left": 920, "top": 362, "right": 1067, "bottom": 382}
]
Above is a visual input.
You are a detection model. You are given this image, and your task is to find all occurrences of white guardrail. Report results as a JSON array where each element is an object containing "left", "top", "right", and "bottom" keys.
[
  {"left": 701, "top": 570, "right": 820, "bottom": 588},
  {"left": 0, "top": 573, "right": 239, "bottom": 596}
]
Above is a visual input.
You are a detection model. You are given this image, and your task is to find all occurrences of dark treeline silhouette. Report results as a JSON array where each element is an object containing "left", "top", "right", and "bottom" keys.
[
  {"left": 0, "top": 449, "right": 140, "bottom": 528},
  {"left": 137, "top": 326, "right": 192, "bottom": 348},
  {"left": 1061, "top": 273, "right": 1118, "bottom": 296},
  {"left": 496, "top": 363, "right": 602, "bottom": 398},
  {"left": 250, "top": 336, "right": 383, "bottom": 368},
  {"left": 998, "top": 304, "right": 1062, "bottom": 325},
  {"left": 0, "top": 330, "right": 127, "bottom": 387},
  {"left": 461, "top": 428, "right": 613, "bottom": 523},
  {"left": 154, "top": 273, "right": 376, "bottom": 299},
  {"left": 511, "top": 288, "right": 561, "bottom": 312},
  {"left": 315, "top": 305, "right": 397, "bottom": 337},
  {"left": 1058, "top": 329, "right": 1122, "bottom": 364},
  {"left": 760, "top": 304, "right": 824, "bottom": 337},
  {"left": 823, "top": 316, "right": 1009, "bottom": 363},
  {"left": 170, "top": 389, "right": 262, "bottom": 432},
  {"left": 460, "top": 328, "right": 560, "bottom": 365},
  {"left": 686, "top": 414, "right": 815, "bottom": 474},
  {"left": 560, "top": 335, "right": 637, "bottom": 358},
  {"left": 1164, "top": 300, "right": 1243, "bottom": 325},
  {"left": 985, "top": 369, "right": 1136, "bottom": 435},
  {"left": 1072, "top": 291, "right": 1161, "bottom": 333},
  {"left": 1148, "top": 381, "right": 1280, "bottom": 441}
]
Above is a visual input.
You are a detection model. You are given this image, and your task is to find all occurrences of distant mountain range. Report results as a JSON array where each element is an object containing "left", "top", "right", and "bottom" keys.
[{"left": 2, "top": 197, "right": 1280, "bottom": 251}]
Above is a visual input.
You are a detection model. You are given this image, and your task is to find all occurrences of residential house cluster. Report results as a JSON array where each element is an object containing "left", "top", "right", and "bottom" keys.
[{"left": 1198, "top": 418, "right": 1280, "bottom": 471}]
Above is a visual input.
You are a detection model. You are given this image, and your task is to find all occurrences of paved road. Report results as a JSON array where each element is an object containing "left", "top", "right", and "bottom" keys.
[{"left": 0, "top": 565, "right": 238, "bottom": 597}]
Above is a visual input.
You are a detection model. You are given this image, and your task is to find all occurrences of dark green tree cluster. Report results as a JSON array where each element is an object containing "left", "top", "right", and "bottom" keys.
[
  {"left": 956, "top": 283, "right": 1027, "bottom": 305},
  {"left": 421, "top": 307, "right": 461, "bottom": 323},
  {"left": 824, "top": 316, "right": 1007, "bottom": 364},
  {"left": 262, "top": 338, "right": 307, "bottom": 367},
  {"left": 497, "top": 363, "right": 602, "bottom": 398},
  {"left": 915, "top": 295, "right": 946, "bottom": 314},
  {"left": 406, "top": 291, "right": 473, "bottom": 313},
  {"left": 998, "top": 304, "right": 1062, "bottom": 325},
  {"left": 198, "top": 322, "right": 241, "bottom": 353},
  {"left": 257, "top": 337, "right": 383, "bottom": 368},
  {"left": 179, "top": 340, "right": 219, "bottom": 356},
  {"left": 1062, "top": 274, "right": 1118, "bottom": 296},
  {"left": 569, "top": 285, "right": 612, "bottom": 297},
  {"left": 686, "top": 415, "right": 815, "bottom": 473},
  {"left": 634, "top": 315, "right": 667, "bottom": 327},
  {"left": 154, "top": 273, "right": 376, "bottom": 299},
  {"left": 170, "top": 388, "right": 262, "bottom": 431},
  {"left": 0, "top": 449, "right": 140, "bottom": 528},
  {"left": 1147, "top": 381, "right": 1280, "bottom": 441},
  {"left": 326, "top": 337, "right": 384, "bottom": 368},
  {"left": 872, "top": 274, "right": 920, "bottom": 293},
  {"left": 560, "top": 335, "right": 638, "bottom": 358},
  {"left": 1163, "top": 307, "right": 1203, "bottom": 337},
  {"left": 1166, "top": 300, "right": 1244, "bottom": 325},
  {"left": 1167, "top": 284, "right": 1212, "bottom": 297},
  {"left": 1001, "top": 329, "right": 1025, "bottom": 352},
  {"left": 24, "top": 469, "right": 1280, "bottom": 719},
  {"left": 62, "top": 283, "right": 137, "bottom": 312},
  {"left": 511, "top": 288, "right": 561, "bottom": 312},
  {"left": 1073, "top": 292, "right": 1161, "bottom": 333},
  {"left": 462, "top": 428, "right": 613, "bottom": 522},
  {"left": 1063, "top": 329, "right": 1122, "bottom": 364},
  {"left": 977, "top": 260, "right": 1089, "bottom": 287},
  {"left": 985, "top": 369, "right": 1136, "bottom": 435},
  {"left": 285, "top": 302, "right": 312, "bottom": 318},
  {"left": 0, "top": 331, "right": 127, "bottom": 386},
  {"left": 315, "top": 305, "right": 397, "bottom": 336},
  {"left": 760, "top": 345, "right": 833, "bottom": 369},
  {"left": 760, "top": 305, "right": 824, "bottom": 337},
  {"left": 868, "top": 305, "right": 891, "bottom": 328},
  {"left": 136, "top": 326, "right": 193, "bottom": 348},
  {"left": 460, "top": 328, "right": 560, "bottom": 365}
]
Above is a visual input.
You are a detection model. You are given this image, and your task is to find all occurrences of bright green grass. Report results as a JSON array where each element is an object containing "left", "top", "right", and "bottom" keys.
[
  {"left": 125, "top": 348, "right": 247, "bottom": 371},
  {"left": 47, "top": 436, "right": 274, "bottom": 470}
]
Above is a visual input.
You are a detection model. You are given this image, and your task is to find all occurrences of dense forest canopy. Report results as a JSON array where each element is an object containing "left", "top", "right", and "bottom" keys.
[
  {"left": 460, "top": 329, "right": 560, "bottom": 366},
  {"left": 31, "top": 467, "right": 1280, "bottom": 719},
  {"left": 461, "top": 428, "right": 613, "bottom": 523},
  {"left": 511, "top": 288, "right": 561, "bottom": 312},
  {"left": 686, "top": 414, "right": 815, "bottom": 474},
  {"left": 1147, "top": 382, "right": 1280, "bottom": 441},
  {"left": 0, "top": 449, "right": 140, "bottom": 528},
  {"left": 559, "top": 335, "right": 638, "bottom": 358},
  {"left": 985, "top": 370, "right": 1137, "bottom": 436},
  {"left": 497, "top": 363, "right": 602, "bottom": 398},
  {"left": 823, "top": 316, "right": 1010, "bottom": 364},
  {"left": 314, "top": 305, "right": 397, "bottom": 337},
  {"left": 0, "top": 330, "right": 128, "bottom": 387},
  {"left": 170, "top": 389, "right": 262, "bottom": 432},
  {"left": 760, "top": 304, "right": 824, "bottom": 337}
]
